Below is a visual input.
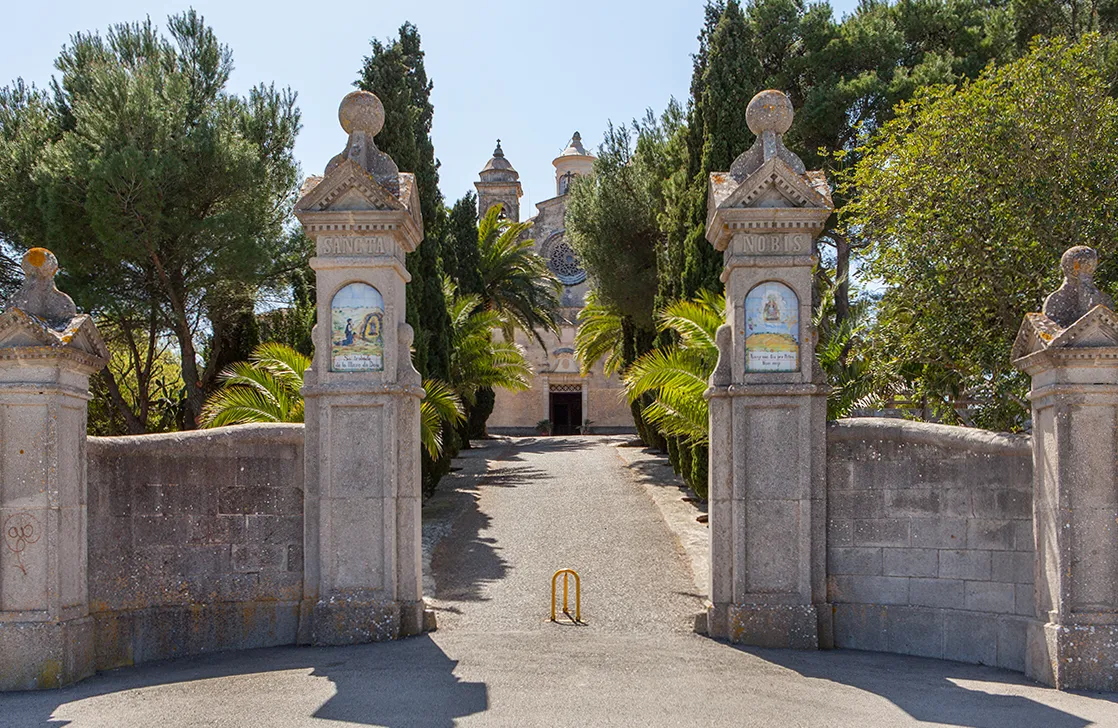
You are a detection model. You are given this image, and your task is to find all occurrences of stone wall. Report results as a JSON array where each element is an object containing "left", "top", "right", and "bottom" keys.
[
  {"left": 826, "top": 418, "right": 1034, "bottom": 671},
  {"left": 86, "top": 424, "right": 304, "bottom": 670}
]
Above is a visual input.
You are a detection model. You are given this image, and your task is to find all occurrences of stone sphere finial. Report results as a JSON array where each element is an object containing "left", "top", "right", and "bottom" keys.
[
  {"left": 8, "top": 247, "right": 77, "bottom": 328},
  {"left": 22, "top": 248, "right": 59, "bottom": 280},
  {"left": 1043, "top": 245, "right": 1113, "bottom": 326},
  {"left": 1061, "top": 245, "right": 1098, "bottom": 279},
  {"left": 339, "top": 90, "right": 385, "bottom": 136},
  {"left": 746, "top": 90, "right": 794, "bottom": 136}
]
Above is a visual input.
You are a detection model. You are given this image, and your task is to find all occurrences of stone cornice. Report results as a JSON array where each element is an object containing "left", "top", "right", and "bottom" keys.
[
  {"left": 296, "top": 210, "right": 422, "bottom": 254},
  {"left": 705, "top": 383, "right": 829, "bottom": 399},
  {"left": 0, "top": 346, "right": 107, "bottom": 374},
  {"left": 706, "top": 207, "right": 832, "bottom": 252},
  {"left": 301, "top": 382, "right": 425, "bottom": 399},
  {"left": 1014, "top": 346, "right": 1118, "bottom": 376}
]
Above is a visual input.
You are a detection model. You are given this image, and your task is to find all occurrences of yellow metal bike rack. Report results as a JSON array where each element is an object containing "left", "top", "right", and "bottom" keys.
[{"left": 551, "top": 568, "right": 581, "bottom": 623}]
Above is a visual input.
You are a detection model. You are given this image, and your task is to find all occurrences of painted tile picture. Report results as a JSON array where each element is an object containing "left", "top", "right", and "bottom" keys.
[
  {"left": 331, "top": 282, "right": 385, "bottom": 372},
  {"left": 744, "top": 281, "right": 799, "bottom": 372}
]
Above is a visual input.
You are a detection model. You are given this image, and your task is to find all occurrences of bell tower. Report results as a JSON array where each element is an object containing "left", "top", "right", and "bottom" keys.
[{"left": 475, "top": 140, "right": 522, "bottom": 221}]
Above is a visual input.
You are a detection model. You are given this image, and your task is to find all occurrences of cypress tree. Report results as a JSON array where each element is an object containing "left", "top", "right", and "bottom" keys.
[
  {"left": 443, "top": 192, "right": 484, "bottom": 296},
  {"left": 356, "top": 23, "right": 452, "bottom": 384},
  {"left": 681, "top": 0, "right": 758, "bottom": 297},
  {"left": 357, "top": 23, "right": 456, "bottom": 491}
]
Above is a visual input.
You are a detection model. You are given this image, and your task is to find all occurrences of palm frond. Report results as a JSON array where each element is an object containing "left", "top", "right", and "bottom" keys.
[
  {"left": 420, "top": 378, "right": 466, "bottom": 459},
  {"left": 575, "top": 290, "right": 626, "bottom": 376},
  {"left": 201, "top": 342, "right": 307, "bottom": 428}
]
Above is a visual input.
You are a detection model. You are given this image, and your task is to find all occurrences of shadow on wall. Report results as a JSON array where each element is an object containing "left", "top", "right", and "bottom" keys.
[
  {"left": 730, "top": 644, "right": 1107, "bottom": 728},
  {"left": 0, "top": 637, "right": 487, "bottom": 728}
]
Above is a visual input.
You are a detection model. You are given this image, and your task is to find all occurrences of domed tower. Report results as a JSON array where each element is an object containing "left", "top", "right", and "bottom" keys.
[
  {"left": 475, "top": 139, "right": 523, "bottom": 222},
  {"left": 553, "top": 131, "right": 595, "bottom": 196}
]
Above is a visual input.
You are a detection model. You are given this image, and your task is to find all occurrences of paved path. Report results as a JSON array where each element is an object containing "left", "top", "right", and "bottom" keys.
[
  {"left": 425, "top": 435, "right": 702, "bottom": 635},
  {"left": 4, "top": 436, "right": 1118, "bottom": 727}
]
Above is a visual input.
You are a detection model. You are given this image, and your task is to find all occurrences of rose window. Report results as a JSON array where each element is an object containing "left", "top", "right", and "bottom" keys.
[{"left": 547, "top": 238, "right": 586, "bottom": 286}]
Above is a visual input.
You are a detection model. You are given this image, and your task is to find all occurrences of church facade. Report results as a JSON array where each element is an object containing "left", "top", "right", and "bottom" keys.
[{"left": 474, "top": 135, "right": 634, "bottom": 435}]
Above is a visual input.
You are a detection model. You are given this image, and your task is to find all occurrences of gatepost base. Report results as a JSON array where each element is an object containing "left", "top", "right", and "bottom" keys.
[
  {"left": 706, "top": 603, "right": 822, "bottom": 650},
  {"left": 1026, "top": 618, "right": 1118, "bottom": 691},
  {"left": 0, "top": 616, "right": 95, "bottom": 690},
  {"left": 304, "top": 594, "right": 432, "bottom": 646}
]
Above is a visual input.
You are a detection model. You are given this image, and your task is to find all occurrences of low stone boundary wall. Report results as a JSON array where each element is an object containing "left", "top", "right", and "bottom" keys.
[
  {"left": 86, "top": 424, "right": 305, "bottom": 671},
  {"left": 826, "top": 418, "right": 1034, "bottom": 671}
]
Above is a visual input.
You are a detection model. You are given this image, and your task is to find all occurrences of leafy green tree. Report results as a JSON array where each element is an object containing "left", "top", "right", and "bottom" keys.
[
  {"left": 813, "top": 277, "right": 894, "bottom": 420},
  {"left": 844, "top": 35, "right": 1118, "bottom": 430},
  {"left": 566, "top": 109, "right": 684, "bottom": 445},
  {"left": 0, "top": 11, "right": 302, "bottom": 429},
  {"left": 568, "top": 106, "right": 684, "bottom": 328},
  {"left": 660, "top": 0, "right": 1016, "bottom": 322},
  {"left": 88, "top": 329, "right": 184, "bottom": 436},
  {"left": 681, "top": 0, "right": 754, "bottom": 297},
  {"left": 0, "top": 248, "right": 17, "bottom": 300},
  {"left": 441, "top": 192, "right": 497, "bottom": 438},
  {"left": 476, "top": 203, "right": 561, "bottom": 343}
]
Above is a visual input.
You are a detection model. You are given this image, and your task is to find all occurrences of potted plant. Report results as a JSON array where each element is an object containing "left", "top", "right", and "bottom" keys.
[
  {"left": 535, "top": 419, "right": 552, "bottom": 436},
  {"left": 578, "top": 419, "right": 594, "bottom": 435}
]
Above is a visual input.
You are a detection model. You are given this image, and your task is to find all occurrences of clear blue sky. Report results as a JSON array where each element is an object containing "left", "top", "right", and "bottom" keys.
[{"left": 0, "top": 0, "right": 861, "bottom": 218}]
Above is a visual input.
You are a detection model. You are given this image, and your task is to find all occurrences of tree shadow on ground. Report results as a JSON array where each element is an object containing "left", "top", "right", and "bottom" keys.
[
  {"left": 430, "top": 487, "right": 508, "bottom": 602},
  {"left": 425, "top": 436, "right": 610, "bottom": 604},
  {"left": 427, "top": 445, "right": 554, "bottom": 602},
  {"left": 1, "top": 636, "right": 487, "bottom": 728},
  {"left": 730, "top": 643, "right": 1106, "bottom": 728},
  {"left": 496, "top": 435, "right": 608, "bottom": 459},
  {"left": 624, "top": 454, "right": 707, "bottom": 507}
]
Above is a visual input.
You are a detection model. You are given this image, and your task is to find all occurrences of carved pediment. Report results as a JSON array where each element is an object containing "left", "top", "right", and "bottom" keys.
[
  {"left": 1012, "top": 306, "right": 1118, "bottom": 360},
  {"left": 295, "top": 159, "right": 404, "bottom": 214},
  {"left": 1050, "top": 305, "right": 1118, "bottom": 348},
  {"left": 0, "top": 308, "right": 109, "bottom": 366},
  {"left": 1011, "top": 313, "right": 1062, "bottom": 360},
  {"left": 720, "top": 157, "right": 830, "bottom": 211}
]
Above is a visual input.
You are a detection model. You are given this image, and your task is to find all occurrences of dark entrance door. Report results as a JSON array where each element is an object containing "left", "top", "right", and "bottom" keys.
[{"left": 549, "top": 392, "right": 582, "bottom": 435}]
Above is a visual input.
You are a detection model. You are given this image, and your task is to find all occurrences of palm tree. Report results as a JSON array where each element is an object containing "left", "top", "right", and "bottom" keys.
[
  {"left": 477, "top": 203, "right": 562, "bottom": 343},
  {"left": 200, "top": 342, "right": 309, "bottom": 427},
  {"left": 814, "top": 277, "right": 896, "bottom": 420},
  {"left": 445, "top": 278, "right": 533, "bottom": 405},
  {"left": 623, "top": 290, "right": 724, "bottom": 446},
  {"left": 573, "top": 289, "right": 625, "bottom": 377},
  {"left": 200, "top": 342, "right": 464, "bottom": 459},
  {"left": 420, "top": 379, "right": 466, "bottom": 460}
]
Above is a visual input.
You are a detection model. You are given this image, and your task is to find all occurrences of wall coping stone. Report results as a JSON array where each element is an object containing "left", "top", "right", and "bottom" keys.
[
  {"left": 88, "top": 423, "right": 305, "bottom": 456},
  {"left": 828, "top": 417, "right": 1030, "bottom": 455}
]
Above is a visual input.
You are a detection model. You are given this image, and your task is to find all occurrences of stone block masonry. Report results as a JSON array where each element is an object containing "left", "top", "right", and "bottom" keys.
[
  {"left": 86, "top": 424, "right": 305, "bottom": 671},
  {"left": 826, "top": 418, "right": 1034, "bottom": 672}
]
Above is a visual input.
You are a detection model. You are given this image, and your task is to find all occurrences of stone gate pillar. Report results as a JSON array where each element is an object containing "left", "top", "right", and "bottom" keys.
[
  {"left": 703, "top": 91, "right": 833, "bottom": 648},
  {"left": 0, "top": 248, "right": 108, "bottom": 689},
  {"left": 1012, "top": 246, "right": 1118, "bottom": 690},
  {"left": 294, "top": 91, "right": 429, "bottom": 644}
]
